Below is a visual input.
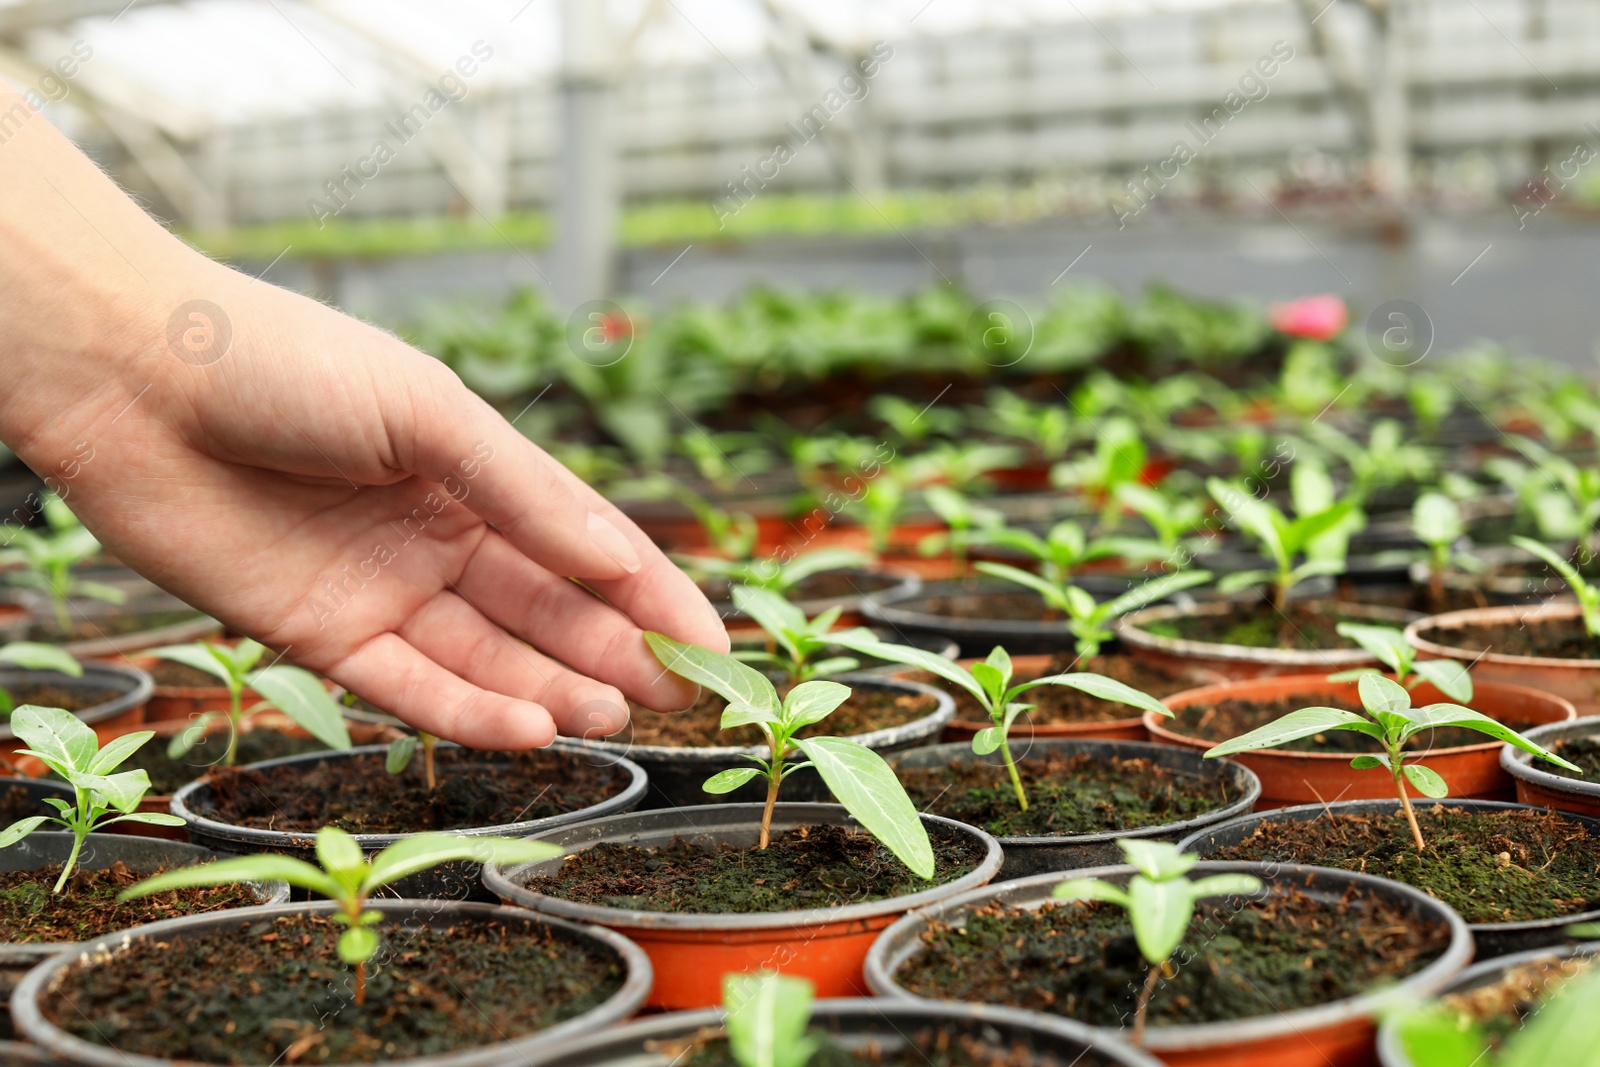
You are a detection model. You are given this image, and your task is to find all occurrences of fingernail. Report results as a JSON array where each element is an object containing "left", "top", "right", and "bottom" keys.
[{"left": 587, "top": 511, "right": 641, "bottom": 574}]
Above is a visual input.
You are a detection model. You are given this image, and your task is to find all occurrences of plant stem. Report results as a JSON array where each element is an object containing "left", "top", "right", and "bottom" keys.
[
  {"left": 1132, "top": 962, "right": 1162, "bottom": 1045},
  {"left": 223, "top": 686, "right": 243, "bottom": 767},
  {"left": 759, "top": 769, "right": 780, "bottom": 848},
  {"left": 354, "top": 961, "right": 366, "bottom": 1007},
  {"left": 423, "top": 736, "right": 436, "bottom": 792},
  {"left": 53, "top": 829, "right": 85, "bottom": 894},
  {"left": 998, "top": 735, "right": 1029, "bottom": 811},
  {"left": 1393, "top": 765, "right": 1426, "bottom": 850}
]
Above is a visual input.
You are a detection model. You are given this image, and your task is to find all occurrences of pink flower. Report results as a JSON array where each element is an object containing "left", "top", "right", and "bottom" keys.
[{"left": 1268, "top": 295, "right": 1348, "bottom": 341}]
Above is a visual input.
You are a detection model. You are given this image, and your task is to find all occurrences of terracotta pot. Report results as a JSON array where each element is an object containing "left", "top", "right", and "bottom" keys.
[
  {"left": 1178, "top": 798, "right": 1600, "bottom": 958},
  {"left": 1116, "top": 600, "right": 1422, "bottom": 680},
  {"left": 0, "top": 605, "right": 29, "bottom": 642},
  {"left": 1407, "top": 603, "right": 1600, "bottom": 713},
  {"left": 480, "top": 802, "right": 1003, "bottom": 1010},
  {"left": 618, "top": 494, "right": 797, "bottom": 555},
  {"left": 887, "top": 739, "right": 1260, "bottom": 879},
  {"left": 865, "top": 860, "right": 1471, "bottom": 1067},
  {"left": 1501, "top": 716, "right": 1600, "bottom": 816},
  {"left": 1149, "top": 674, "right": 1576, "bottom": 809},
  {"left": 0, "top": 662, "right": 151, "bottom": 773}
]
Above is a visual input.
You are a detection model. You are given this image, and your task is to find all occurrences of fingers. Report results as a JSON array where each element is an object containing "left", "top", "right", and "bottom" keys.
[{"left": 454, "top": 531, "right": 702, "bottom": 711}]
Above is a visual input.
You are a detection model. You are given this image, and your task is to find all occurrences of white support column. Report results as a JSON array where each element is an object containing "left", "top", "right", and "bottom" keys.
[{"left": 555, "top": 0, "right": 620, "bottom": 309}]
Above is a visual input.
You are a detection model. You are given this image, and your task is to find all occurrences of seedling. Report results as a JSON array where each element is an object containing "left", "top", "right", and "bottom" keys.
[
  {"left": 1114, "top": 483, "right": 1211, "bottom": 559},
  {"left": 903, "top": 441, "right": 1021, "bottom": 493},
  {"left": 1204, "top": 674, "right": 1580, "bottom": 850},
  {"left": 120, "top": 826, "right": 559, "bottom": 1005},
  {"left": 0, "top": 706, "right": 186, "bottom": 892},
  {"left": 1051, "top": 416, "right": 1149, "bottom": 532},
  {"left": 972, "top": 564, "right": 1212, "bottom": 658},
  {"left": 645, "top": 632, "right": 934, "bottom": 878},
  {"left": 1510, "top": 436, "right": 1600, "bottom": 555},
  {"left": 870, "top": 394, "right": 963, "bottom": 445},
  {"left": 1052, "top": 840, "right": 1261, "bottom": 1044},
  {"left": 722, "top": 971, "right": 817, "bottom": 1067},
  {"left": 1206, "top": 467, "right": 1361, "bottom": 612},
  {"left": 729, "top": 586, "right": 858, "bottom": 684},
  {"left": 1512, "top": 536, "right": 1600, "bottom": 636},
  {"left": 0, "top": 642, "right": 82, "bottom": 715},
  {"left": 827, "top": 633, "right": 1170, "bottom": 811},
  {"left": 972, "top": 519, "right": 1167, "bottom": 585},
  {"left": 147, "top": 639, "right": 351, "bottom": 766},
  {"left": 1302, "top": 420, "right": 1436, "bottom": 507},
  {"left": 676, "top": 486, "right": 759, "bottom": 559},
  {"left": 1327, "top": 623, "right": 1473, "bottom": 702},
  {"left": 917, "top": 486, "right": 1003, "bottom": 577},
  {"left": 1412, "top": 492, "right": 1468, "bottom": 604},
  {"left": 674, "top": 547, "right": 872, "bottom": 600},
  {"left": 845, "top": 467, "right": 908, "bottom": 555},
  {"left": 385, "top": 730, "right": 440, "bottom": 790},
  {"left": 0, "top": 493, "right": 126, "bottom": 635},
  {"left": 975, "top": 388, "right": 1073, "bottom": 460}
]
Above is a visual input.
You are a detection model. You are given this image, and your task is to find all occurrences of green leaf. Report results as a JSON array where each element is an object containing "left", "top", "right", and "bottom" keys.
[
  {"left": 1394, "top": 1006, "right": 1491, "bottom": 1067},
  {"left": 970, "top": 662, "right": 1007, "bottom": 704},
  {"left": 386, "top": 735, "right": 418, "bottom": 774},
  {"left": 10, "top": 706, "right": 97, "bottom": 775},
  {"left": 1350, "top": 754, "right": 1390, "bottom": 770},
  {"left": 1203, "top": 707, "right": 1383, "bottom": 758},
  {"left": 1186, "top": 873, "right": 1263, "bottom": 900},
  {"left": 0, "top": 816, "right": 49, "bottom": 849},
  {"left": 1216, "top": 569, "right": 1277, "bottom": 595},
  {"left": 645, "top": 632, "right": 780, "bottom": 716},
  {"left": 72, "top": 580, "right": 128, "bottom": 606},
  {"left": 1359, "top": 673, "right": 1412, "bottom": 716},
  {"left": 1413, "top": 492, "right": 1463, "bottom": 548},
  {"left": 74, "top": 769, "right": 152, "bottom": 814},
  {"left": 807, "top": 656, "right": 859, "bottom": 678},
  {"left": 1335, "top": 623, "right": 1410, "bottom": 674},
  {"left": 360, "top": 833, "right": 562, "bottom": 893},
  {"left": 316, "top": 826, "right": 368, "bottom": 886},
  {"left": 973, "top": 562, "right": 1068, "bottom": 611},
  {"left": 167, "top": 716, "right": 213, "bottom": 759},
  {"left": 338, "top": 925, "right": 380, "bottom": 965},
  {"left": 232, "top": 639, "right": 267, "bottom": 674},
  {"left": 1410, "top": 659, "right": 1473, "bottom": 703},
  {"left": 971, "top": 726, "right": 1003, "bottom": 755},
  {"left": 1128, "top": 875, "right": 1193, "bottom": 966},
  {"left": 0, "top": 643, "right": 81, "bottom": 677},
  {"left": 1102, "top": 569, "right": 1213, "bottom": 619},
  {"left": 1051, "top": 877, "right": 1131, "bottom": 908},
  {"left": 731, "top": 586, "right": 806, "bottom": 659},
  {"left": 146, "top": 644, "right": 236, "bottom": 687},
  {"left": 782, "top": 680, "right": 852, "bottom": 728},
  {"left": 825, "top": 631, "right": 986, "bottom": 703},
  {"left": 106, "top": 812, "right": 187, "bottom": 828},
  {"left": 88, "top": 730, "right": 155, "bottom": 775},
  {"left": 1499, "top": 965, "right": 1600, "bottom": 1067},
  {"left": 120, "top": 854, "right": 341, "bottom": 902},
  {"left": 1400, "top": 704, "right": 1584, "bottom": 772},
  {"left": 1118, "top": 839, "right": 1197, "bottom": 881},
  {"left": 704, "top": 766, "right": 763, "bottom": 794},
  {"left": 1403, "top": 763, "right": 1450, "bottom": 798},
  {"left": 778, "top": 548, "right": 871, "bottom": 588},
  {"left": 792, "top": 737, "right": 933, "bottom": 879},
  {"left": 721, "top": 704, "right": 780, "bottom": 730},
  {"left": 723, "top": 972, "right": 818, "bottom": 1067},
  {"left": 1014, "top": 672, "right": 1170, "bottom": 719},
  {"left": 246, "top": 666, "right": 351, "bottom": 751}
]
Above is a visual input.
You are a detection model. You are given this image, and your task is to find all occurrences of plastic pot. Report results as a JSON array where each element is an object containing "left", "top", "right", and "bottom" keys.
[
  {"left": 1176, "top": 798, "right": 1600, "bottom": 958},
  {"left": 1501, "top": 716, "right": 1600, "bottom": 816},
  {"left": 1150, "top": 674, "right": 1576, "bottom": 809},
  {"left": 481, "top": 802, "right": 1003, "bottom": 1010},
  {"left": 11, "top": 898, "right": 652, "bottom": 1067},
  {"left": 1375, "top": 941, "right": 1600, "bottom": 1067},
  {"left": 0, "top": 832, "right": 289, "bottom": 1038},
  {"left": 887, "top": 739, "right": 1260, "bottom": 879},
  {"left": 0, "top": 662, "right": 152, "bottom": 771},
  {"left": 1116, "top": 600, "right": 1422, "bottom": 680},
  {"left": 0, "top": 606, "right": 28, "bottom": 643},
  {"left": 722, "top": 628, "right": 959, "bottom": 676},
  {"left": 865, "top": 860, "right": 1472, "bottom": 1067},
  {"left": 120, "top": 644, "right": 338, "bottom": 724},
  {"left": 580, "top": 675, "right": 954, "bottom": 810},
  {"left": 713, "top": 567, "right": 920, "bottom": 629},
  {"left": 26, "top": 587, "right": 221, "bottom": 659},
  {"left": 1407, "top": 603, "right": 1600, "bottom": 711},
  {"left": 172, "top": 741, "right": 647, "bottom": 900},
  {"left": 535, "top": 997, "right": 1162, "bottom": 1067},
  {"left": 864, "top": 578, "right": 1154, "bottom": 658}
]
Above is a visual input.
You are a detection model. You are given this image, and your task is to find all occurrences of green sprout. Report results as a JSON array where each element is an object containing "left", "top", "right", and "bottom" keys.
[
  {"left": 870, "top": 394, "right": 963, "bottom": 445},
  {"left": 1326, "top": 623, "right": 1473, "bottom": 702},
  {"left": 971, "top": 519, "right": 1168, "bottom": 586},
  {"left": 974, "top": 388, "right": 1073, "bottom": 460},
  {"left": 728, "top": 586, "right": 859, "bottom": 685},
  {"left": 1051, "top": 416, "right": 1148, "bottom": 532},
  {"left": 971, "top": 565, "right": 1212, "bottom": 658},
  {"left": 0, "top": 642, "right": 82, "bottom": 715},
  {"left": 723, "top": 971, "right": 817, "bottom": 1067},
  {"left": 1053, "top": 840, "right": 1261, "bottom": 1044},
  {"left": 673, "top": 547, "right": 872, "bottom": 600},
  {"left": 0, "top": 706, "right": 186, "bottom": 892},
  {"left": 147, "top": 639, "right": 351, "bottom": 766},
  {"left": 917, "top": 486, "right": 1003, "bottom": 578},
  {"left": 121, "top": 825, "right": 560, "bottom": 1006},
  {"left": 385, "top": 731, "right": 440, "bottom": 790},
  {"left": 0, "top": 493, "right": 127, "bottom": 636},
  {"left": 1204, "top": 674, "right": 1580, "bottom": 851},
  {"left": 827, "top": 634, "right": 1169, "bottom": 812},
  {"left": 645, "top": 632, "right": 934, "bottom": 878},
  {"left": 1412, "top": 492, "right": 1468, "bottom": 605},
  {"left": 1512, "top": 536, "right": 1600, "bottom": 636},
  {"left": 1206, "top": 467, "right": 1361, "bottom": 613},
  {"left": 1114, "top": 483, "right": 1211, "bottom": 558}
]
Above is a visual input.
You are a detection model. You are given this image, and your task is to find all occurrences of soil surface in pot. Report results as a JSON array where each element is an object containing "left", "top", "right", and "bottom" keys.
[
  {"left": 1549, "top": 736, "right": 1600, "bottom": 780},
  {"left": 619, "top": 687, "right": 937, "bottom": 748},
  {"left": 672, "top": 1030, "right": 1116, "bottom": 1067},
  {"left": 1168, "top": 693, "right": 1537, "bottom": 753},
  {"left": 1443, "top": 616, "right": 1600, "bottom": 660},
  {"left": 27, "top": 607, "right": 203, "bottom": 643},
  {"left": 199, "top": 748, "right": 628, "bottom": 834},
  {"left": 1, "top": 681, "right": 121, "bottom": 713},
  {"left": 0, "top": 862, "right": 257, "bottom": 942},
  {"left": 42, "top": 911, "right": 624, "bottom": 1065},
  {"left": 945, "top": 654, "right": 1196, "bottom": 726},
  {"left": 125, "top": 727, "right": 329, "bottom": 794},
  {"left": 1212, "top": 807, "right": 1600, "bottom": 924},
  {"left": 898, "top": 750, "right": 1233, "bottom": 837},
  {"left": 522, "top": 823, "right": 983, "bottom": 913},
  {"left": 1430, "top": 954, "right": 1594, "bottom": 1051},
  {"left": 906, "top": 589, "right": 1081, "bottom": 623},
  {"left": 1141, "top": 602, "right": 1377, "bottom": 650},
  {"left": 895, "top": 893, "right": 1447, "bottom": 1028},
  {"left": 0, "top": 784, "right": 52, "bottom": 823},
  {"left": 702, "top": 571, "right": 899, "bottom": 603},
  {"left": 148, "top": 660, "right": 236, "bottom": 688}
]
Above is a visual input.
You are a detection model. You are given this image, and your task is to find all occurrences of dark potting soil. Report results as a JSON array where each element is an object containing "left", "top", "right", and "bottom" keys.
[
  {"left": 522, "top": 823, "right": 983, "bottom": 913},
  {"left": 1430, "top": 954, "right": 1594, "bottom": 1051},
  {"left": 0, "top": 784, "right": 51, "bottom": 823},
  {"left": 1141, "top": 603, "right": 1376, "bottom": 651},
  {"left": 913, "top": 590, "right": 1070, "bottom": 623},
  {"left": 894, "top": 893, "right": 1448, "bottom": 1029},
  {"left": 1212, "top": 807, "right": 1600, "bottom": 924},
  {"left": 620, "top": 687, "right": 937, "bottom": 748},
  {"left": 899, "top": 751, "right": 1232, "bottom": 838},
  {"left": 1444, "top": 616, "right": 1600, "bottom": 661},
  {"left": 1550, "top": 735, "right": 1600, "bottom": 780},
  {"left": 27, "top": 608, "right": 204, "bottom": 643},
  {"left": 674, "top": 1030, "right": 1116, "bottom": 1067},
  {"left": 42, "top": 911, "right": 625, "bottom": 1064},
  {"left": 126, "top": 728, "right": 330, "bottom": 795},
  {"left": 946, "top": 654, "right": 1198, "bottom": 726},
  {"left": 198, "top": 747, "right": 627, "bottom": 834},
  {"left": 0, "top": 862, "right": 258, "bottom": 943},
  {"left": 149, "top": 659, "right": 231, "bottom": 688},
  {"left": 1168, "top": 693, "right": 1536, "bottom": 753},
  {"left": 2, "top": 682, "right": 121, "bottom": 714},
  {"left": 701, "top": 570, "right": 898, "bottom": 604}
]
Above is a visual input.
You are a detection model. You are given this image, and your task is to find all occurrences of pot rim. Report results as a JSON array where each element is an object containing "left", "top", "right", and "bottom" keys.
[
  {"left": 169, "top": 739, "right": 648, "bottom": 849},
  {"left": 10, "top": 897, "right": 653, "bottom": 1067},
  {"left": 711, "top": 567, "right": 922, "bottom": 618},
  {"left": 1406, "top": 602, "right": 1600, "bottom": 669},
  {"left": 0, "top": 661, "right": 154, "bottom": 743},
  {"left": 863, "top": 859, "right": 1473, "bottom": 1052},
  {"left": 886, "top": 739, "right": 1261, "bottom": 848},
  {"left": 863, "top": 578, "right": 1090, "bottom": 637},
  {"left": 1116, "top": 600, "right": 1422, "bottom": 665},
  {"left": 1499, "top": 716, "right": 1600, "bottom": 796},
  {"left": 936, "top": 655, "right": 1228, "bottom": 734},
  {"left": 575, "top": 674, "right": 955, "bottom": 761},
  {"left": 56, "top": 611, "right": 222, "bottom": 660},
  {"left": 1147, "top": 673, "right": 1578, "bottom": 763},
  {"left": 1174, "top": 797, "right": 1600, "bottom": 934},
  {"left": 481, "top": 801, "right": 1003, "bottom": 931}
]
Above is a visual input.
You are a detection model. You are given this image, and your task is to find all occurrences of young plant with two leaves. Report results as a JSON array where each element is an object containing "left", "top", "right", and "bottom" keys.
[
  {"left": 1050, "top": 416, "right": 1149, "bottom": 533},
  {"left": 385, "top": 730, "right": 441, "bottom": 790},
  {"left": 1204, "top": 673, "right": 1581, "bottom": 851},
  {"left": 826, "top": 633, "right": 1171, "bottom": 812},
  {"left": 148, "top": 638, "right": 351, "bottom": 766},
  {"left": 0, "top": 706, "right": 186, "bottom": 892},
  {"left": 0, "top": 642, "right": 82, "bottom": 716},
  {"left": 645, "top": 632, "right": 934, "bottom": 878},
  {"left": 1411, "top": 491, "right": 1478, "bottom": 606},
  {"left": 720, "top": 971, "right": 819, "bottom": 1067},
  {"left": 971, "top": 518, "right": 1168, "bottom": 587},
  {"left": 0, "top": 493, "right": 126, "bottom": 636},
  {"left": 1053, "top": 840, "right": 1262, "bottom": 1044},
  {"left": 971, "top": 563, "right": 1212, "bottom": 659},
  {"left": 1511, "top": 535, "right": 1600, "bottom": 637},
  {"left": 729, "top": 585, "right": 861, "bottom": 684},
  {"left": 121, "top": 825, "right": 559, "bottom": 1006},
  {"left": 917, "top": 486, "right": 1003, "bottom": 578},
  {"left": 1326, "top": 622, "right": 1474, "bottom": 703},
  {"left": 673, "top": 547, "right": 872, "bottom": 601}
]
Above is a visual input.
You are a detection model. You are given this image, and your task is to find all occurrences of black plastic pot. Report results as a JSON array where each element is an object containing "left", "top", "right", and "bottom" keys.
[
  {"left": 1176, "top": 798, "right": 1600, "bottom": 958},
  {"left": 0, "top": 1039, "right": 52, "bottom": 1064},
  {"left": 0, "top": 776, "right": 73, "bottom": 816},
  {"left": 888, "top": 739, "right": 1261, "bottom": 879},
  {"left": 11, "top": 898, "right": 652, "bottom": 1067},
  {"left": 0, "top": 662, "right": 152, "bottom": 752},
  {"left": 865, "top": 861, "right": 1472, "bottom": 1064},
  {"left": 1375, "top": 941, "right": 1600, "bottom": 1067},
  {"left": 1501, "top": 717, "right": 1600, "bottom": 817},
  {"left": 0, "top": 832, "right": 289, "bottom": 1038},
  {"left": 171, "top": 741, "right": 647, "bottom": 900},
  {"left": 578, "top": 674, "right": 955, "bottom": 810},
  {"left": 534, "top": 997, "right": 1162, "bottom": 1067},
  {"left": 481, "top": 802, "right": 1002, "bottom": 1010},
  {"left": 19, "top": 582, "right": 221, "bottom": 658},
  {"left": 864, "top": 578, "right": 1149, "bottom": 657}
]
